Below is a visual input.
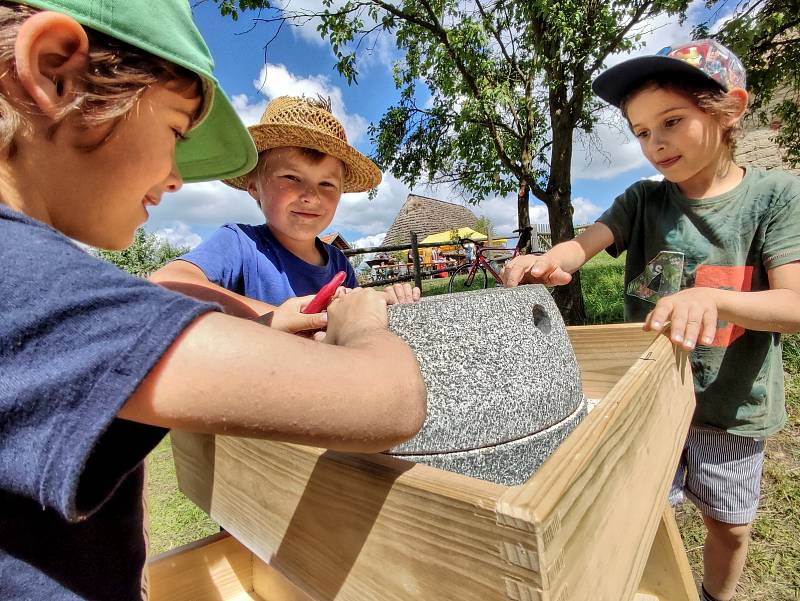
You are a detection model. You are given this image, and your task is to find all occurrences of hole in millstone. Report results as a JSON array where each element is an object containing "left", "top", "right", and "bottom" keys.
[{"left": 531, "top": 303, "right": 551, "bottom": 334}]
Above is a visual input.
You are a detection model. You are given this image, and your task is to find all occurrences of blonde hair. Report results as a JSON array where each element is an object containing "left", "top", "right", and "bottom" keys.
[
  {"left": 620, "top": 75, "right": 746, "bottom": 155},
  {"left": 0, "top": 0, "right": 202, "bottom": 155}
]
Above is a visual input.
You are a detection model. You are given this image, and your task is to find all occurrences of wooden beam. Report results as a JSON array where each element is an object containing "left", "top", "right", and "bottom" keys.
[
  {"left": 637, "top": 505, "right": 699, "bottom": 600},
  {"left": 497, "top": 332, "right": 694, "bottom": 600},
  {"left": 148, "top": 533, "right": 260, "bottom": 601}
]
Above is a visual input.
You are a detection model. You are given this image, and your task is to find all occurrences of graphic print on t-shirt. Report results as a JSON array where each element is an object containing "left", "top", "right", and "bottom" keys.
[
  {"left": 694, "top": 264, "right": 753, "bottom": 347},
  {"left": 626, "top": 251, "right": 685, "bottom": 304}
]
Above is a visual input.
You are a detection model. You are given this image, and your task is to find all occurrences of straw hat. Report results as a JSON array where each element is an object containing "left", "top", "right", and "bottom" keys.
[{"left": 224, "top": 96, "right": 382, "bottom": 192}]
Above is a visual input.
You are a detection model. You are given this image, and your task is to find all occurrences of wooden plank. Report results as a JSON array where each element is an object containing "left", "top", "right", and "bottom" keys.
[
  {"left": 172, "top": 432, "right": 541, "bottom": 600},
  {"left": 148, "top": 533, "right": 261, "bottom": 601},
  {"left": 637, "top": 505, "right": 699, "bottom": 600},
  {"left": 253, "top": 556, "right": 315, "bottom": 601},
  {"left": 497, "top": 332, "right": 695, "bottom": 601},
  {"left": 567, "top": 323, "right": 659, "bottom": 400}
]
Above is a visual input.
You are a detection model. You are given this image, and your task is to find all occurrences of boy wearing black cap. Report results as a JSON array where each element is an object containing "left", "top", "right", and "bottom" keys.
[{"left": 502, "top": 40, "right": 800, "bottom": 601}]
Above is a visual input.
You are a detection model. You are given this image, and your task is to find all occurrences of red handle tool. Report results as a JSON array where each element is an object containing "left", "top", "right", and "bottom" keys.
[{"left": 301, "top": 271, "right": 347, "bottom": 314}]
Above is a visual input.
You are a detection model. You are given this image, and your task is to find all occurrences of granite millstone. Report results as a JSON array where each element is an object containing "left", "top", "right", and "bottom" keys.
[{"left": 385, "top": 285, "right": 585, "bottom": 484}]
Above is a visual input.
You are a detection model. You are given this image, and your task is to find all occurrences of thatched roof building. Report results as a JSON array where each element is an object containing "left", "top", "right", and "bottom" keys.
[{"left": 383, "top": 194, "right": 479, "bottom": 246}]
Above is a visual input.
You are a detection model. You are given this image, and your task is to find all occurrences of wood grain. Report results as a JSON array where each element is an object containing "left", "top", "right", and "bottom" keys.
[{"left": 171, "top": 325, "right": 696, "bottom": 601}]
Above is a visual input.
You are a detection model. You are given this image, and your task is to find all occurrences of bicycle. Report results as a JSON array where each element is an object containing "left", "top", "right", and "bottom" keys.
[{"left": 447, "top": 226, "right": 538, "bottom": 293}]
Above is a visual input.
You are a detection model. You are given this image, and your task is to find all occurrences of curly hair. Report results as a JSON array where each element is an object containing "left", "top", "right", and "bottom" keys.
[{"left": 0, "top": 0, "right": 202, "bottom": 155}]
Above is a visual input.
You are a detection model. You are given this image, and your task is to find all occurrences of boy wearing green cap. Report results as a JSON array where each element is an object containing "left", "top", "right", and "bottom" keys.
[
  {"left": 503, "top": 40, "right": 800, "bottom": 601},
  {"left": 0, "top": 2, "right": 426, "bottom": 599}
]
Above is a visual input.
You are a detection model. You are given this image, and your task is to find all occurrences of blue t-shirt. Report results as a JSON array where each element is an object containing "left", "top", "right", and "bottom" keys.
[
  {"left": 179, "top": 223, "right": 358, "bottom": 305},
  {"left": 0, "top": 205, "right": 217, "bottom": 600}
]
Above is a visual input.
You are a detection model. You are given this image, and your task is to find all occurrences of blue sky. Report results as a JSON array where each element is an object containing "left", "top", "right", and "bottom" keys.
[{"left": 146, "top": 1, "right": 729, "bottom": 250}]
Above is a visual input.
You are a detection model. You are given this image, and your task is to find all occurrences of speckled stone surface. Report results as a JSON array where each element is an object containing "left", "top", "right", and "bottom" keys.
[
  {"left": 386, "top": 285, "right": 584, "bottom": 454},
  {"left": 396, "top": 397, "right": 587, "bottom": 486}
]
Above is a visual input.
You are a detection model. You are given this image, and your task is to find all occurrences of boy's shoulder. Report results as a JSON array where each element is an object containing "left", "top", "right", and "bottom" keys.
[{"left": 746, "top": 166, "right": 800, "bottom": 197}]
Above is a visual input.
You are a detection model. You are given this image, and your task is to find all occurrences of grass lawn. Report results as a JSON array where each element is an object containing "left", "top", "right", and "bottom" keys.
[{"left": 146, "top": 253, "right": 800, "bottom": 598}]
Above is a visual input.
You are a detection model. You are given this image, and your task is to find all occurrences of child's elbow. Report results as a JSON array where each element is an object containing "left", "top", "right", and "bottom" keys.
[
  {"left": 400, "top": 374, "right": 428, "bottom": 439},
  {"left": 365, "top": 375, "right": 427, "bottom": 453}
]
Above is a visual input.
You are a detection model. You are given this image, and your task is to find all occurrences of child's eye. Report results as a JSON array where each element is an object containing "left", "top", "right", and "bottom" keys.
[
  {"left": 665, "top": 117, "right": 681, "bottom": 128},
  {"left": 282, "top": 174, "right": 300, "bottom": 182},
  {"left": 635, "top": 130, "right": 648, "bottom": 139}
]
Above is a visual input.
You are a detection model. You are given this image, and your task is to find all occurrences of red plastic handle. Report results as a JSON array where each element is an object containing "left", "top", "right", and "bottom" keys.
[{"left": 302, "top": 271, "right": 347, "bottom": 314}]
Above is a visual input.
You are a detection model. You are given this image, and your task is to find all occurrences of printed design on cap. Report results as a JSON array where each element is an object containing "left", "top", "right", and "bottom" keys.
[{"left": 656, "top": 39, "right": 747, "bottom": 91}]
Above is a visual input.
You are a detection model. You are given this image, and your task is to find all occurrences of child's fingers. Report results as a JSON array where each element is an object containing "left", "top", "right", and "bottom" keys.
[
  {"left": 667, "top": 304, "right": 690, "bottom": 347},
  {"left": 644, "top": 301, "right": 673, "bottom": 332},
  {"left": 502, "top": 256, "right": 543, "bottom": 287},
  {"left": 412, "top": 286, "right": 421, "bottom": 302},
  {"left": 292, "top": 311, "right": 328, "bottom": 333},
  {"left": 544, "top": 267, "right": 573, "bottom": 287},
  {"left": 394, "top": 283, "right": 415, "bottom": 304},
  {"left": 700, "top": 310, "right": 717, "bottom": 346},
  {"left": 680, "top": 306, "right": 707, "bottom": 350},
  {"left": 383, "top": 287, "right": 399, "bottom": 305}
]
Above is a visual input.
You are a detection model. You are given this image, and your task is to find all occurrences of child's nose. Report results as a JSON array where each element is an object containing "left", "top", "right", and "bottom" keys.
[{"left": 164, "top": 157, "right": 184, "bottom": 193}]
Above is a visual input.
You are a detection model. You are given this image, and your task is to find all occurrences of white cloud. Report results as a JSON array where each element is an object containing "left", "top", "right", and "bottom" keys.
[
  {"left": 572, "top": 107, "right": 650, "bottom": 180},
  {"left": 331, "top": 170, "right": 413, "bottom": 235},
  {"left": 231, "top": 93, "right": 267, "bottom": 127},
  {"left": 154, "top": 222, "right": 203, "bottom": 249},
  {"left": 248, "top": 63, "right": 368, "bottom": 143},
  {"left": 642, "top": 173, "right": 665, "bottom": 182},
  {"left": 352, "top": 233, "right": 386, "bottom": 249},
  {"left": 147, "top": 180, "right": 263, "bottom": 232},
  {"left": 572, "top": 197, "right": 604, "bottom": 225}
]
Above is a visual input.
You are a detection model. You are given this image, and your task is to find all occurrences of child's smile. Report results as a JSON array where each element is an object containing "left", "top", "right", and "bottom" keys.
[{"left": 252, "top": 147, "right": 345, "bottom": 262}]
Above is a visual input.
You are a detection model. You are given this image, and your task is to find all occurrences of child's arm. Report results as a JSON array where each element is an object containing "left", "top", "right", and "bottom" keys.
[
  {"left": 150, "top": 260, "right": 326, "bottom": 334},
  {"left": 502, "top": 223, "right": 614, "bottom": 287},
  {"left": 645, "top": 261, "right": 800, "bottom": 350},
  {"left": 118, "top": 288, "right": 427, "bottom": 452}
]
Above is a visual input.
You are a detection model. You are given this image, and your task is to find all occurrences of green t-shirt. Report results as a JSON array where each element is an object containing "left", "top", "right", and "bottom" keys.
[{"left": 597, "top": 167, "right": 800, "bottom": 437}]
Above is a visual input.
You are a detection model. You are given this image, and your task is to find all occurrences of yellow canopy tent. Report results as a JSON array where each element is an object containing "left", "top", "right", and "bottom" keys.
[{"left": 421, "top": 227, "right": 487, "bottom": 244}]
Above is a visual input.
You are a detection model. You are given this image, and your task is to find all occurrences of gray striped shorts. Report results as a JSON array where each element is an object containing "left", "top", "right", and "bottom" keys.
[{"left": 669, "top": 425, "right": 765, "bottom": 524}]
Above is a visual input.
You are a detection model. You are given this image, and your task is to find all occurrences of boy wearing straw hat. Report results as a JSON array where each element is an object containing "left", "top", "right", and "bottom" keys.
[{"left": 152, "top": 96, "right": 419, "bottom": 314}]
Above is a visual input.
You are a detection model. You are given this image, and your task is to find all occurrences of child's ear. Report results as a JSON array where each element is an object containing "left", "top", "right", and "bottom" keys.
[
  {"left": 247, "top": 181, "right": 261, "bottom": 205},
  {"left": 14, "top": 11, "right": 89, "bottom": 120},
  {"left": 725, "top": 87, "right": 749, "bottom": 123}
]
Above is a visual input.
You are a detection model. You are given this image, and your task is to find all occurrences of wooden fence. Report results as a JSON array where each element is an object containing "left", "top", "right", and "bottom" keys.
[{"left": 342, "top": 225, "right": 590, "bottom": 290}]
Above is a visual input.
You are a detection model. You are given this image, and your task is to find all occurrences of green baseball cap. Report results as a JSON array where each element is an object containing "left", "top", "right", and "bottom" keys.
[{"left": 17, "top": 0, "right": 257, "bottom": 183}]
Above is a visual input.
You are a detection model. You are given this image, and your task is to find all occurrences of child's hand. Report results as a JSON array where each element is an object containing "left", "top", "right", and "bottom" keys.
[
  {"left": 501, "top": 254, "right": 572, "bottom": 288},
  {"left": 324, "top": 288, "right": 388, "bottom": 346},
  {"left": 383, "top": 283, "right": 421, "bottom": 305},
  {"left": 270, "top": 295, "right": 328, "bottom": 335},
  {"left": 643, "top": 288, "right": 721, "bottom": 351}
]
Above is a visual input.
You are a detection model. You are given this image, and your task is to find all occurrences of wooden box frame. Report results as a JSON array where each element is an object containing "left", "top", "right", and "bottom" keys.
[{"left": 158, "top": 324, "right": 699, "bottom": 601}]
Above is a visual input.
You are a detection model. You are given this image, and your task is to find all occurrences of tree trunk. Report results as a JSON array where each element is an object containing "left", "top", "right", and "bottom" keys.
[
  {"left": 517, "top": 181, "right": 531, "bottom": 253},
  {"left": 548, "top": 195, "right": 587, "bottom": 325},
  {"left": 547, "top": 115, "right": 587, "bottom": 325}
]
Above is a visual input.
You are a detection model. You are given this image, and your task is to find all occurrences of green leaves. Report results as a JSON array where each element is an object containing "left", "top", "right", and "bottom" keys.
[
  {"left": 701, "top": 0, "right": 800, "bottom": 166},
  {"left": 94, "top": 229, "right": 189, "bottom": 277}
]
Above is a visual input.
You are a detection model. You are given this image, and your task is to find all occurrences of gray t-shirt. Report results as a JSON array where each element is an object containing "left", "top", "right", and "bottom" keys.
[{"left": 597, "top": 167, "right": 800, "bottom": 437}]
